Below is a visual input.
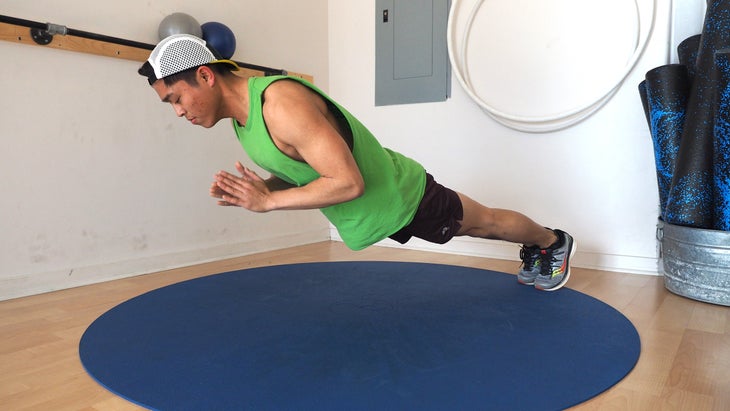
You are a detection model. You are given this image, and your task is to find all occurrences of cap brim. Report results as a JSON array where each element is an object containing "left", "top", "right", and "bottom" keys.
[{"left": 211, "top": 59, "right": 240, "bottom": 71}]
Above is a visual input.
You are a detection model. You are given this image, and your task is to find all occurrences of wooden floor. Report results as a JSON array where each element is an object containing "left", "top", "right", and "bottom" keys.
[{"left": 1, "top": 241, "right": 728, "bottom": 410}]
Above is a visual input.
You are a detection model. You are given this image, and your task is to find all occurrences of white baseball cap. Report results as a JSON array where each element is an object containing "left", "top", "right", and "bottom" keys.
[{"left": 147, "top": 34, "right": 239, "bottom": 80}]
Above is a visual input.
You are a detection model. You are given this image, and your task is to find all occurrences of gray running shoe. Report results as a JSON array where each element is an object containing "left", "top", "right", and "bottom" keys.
[
  {"left": 517, "top": 245, "right": 541, "bottom": 285},
  {"left": 534, "top": 230, "right": 576, "bottom": 291}
]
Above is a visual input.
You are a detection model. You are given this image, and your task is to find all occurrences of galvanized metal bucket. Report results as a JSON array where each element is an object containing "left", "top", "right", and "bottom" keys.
[{"left": 657, "top": 220, "right": 730, "bottom": 306}]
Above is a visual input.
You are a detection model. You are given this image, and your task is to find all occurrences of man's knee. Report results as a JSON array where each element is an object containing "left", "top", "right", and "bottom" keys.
[{"left": 456, "top": 194, "right": 498, "bottom": 237}]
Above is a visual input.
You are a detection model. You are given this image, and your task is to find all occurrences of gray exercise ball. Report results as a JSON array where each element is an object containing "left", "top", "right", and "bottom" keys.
[{"left": 158, "top": 12, "right": 202, "bottom": 40}]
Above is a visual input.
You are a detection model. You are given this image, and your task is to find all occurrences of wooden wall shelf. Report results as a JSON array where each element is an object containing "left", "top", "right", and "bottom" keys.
[{"left": 0, "top": 15, "right": 313, "bottom": 82}]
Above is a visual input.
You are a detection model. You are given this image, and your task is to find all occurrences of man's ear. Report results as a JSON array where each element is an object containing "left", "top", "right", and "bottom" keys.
[{"left": 197, "top": 66, "right": 215, "bottom": 86}]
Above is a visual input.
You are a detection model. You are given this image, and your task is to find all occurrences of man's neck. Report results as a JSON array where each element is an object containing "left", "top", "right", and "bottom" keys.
[{"left": 224, "top": 73, "right": 251, "bottom": 126}]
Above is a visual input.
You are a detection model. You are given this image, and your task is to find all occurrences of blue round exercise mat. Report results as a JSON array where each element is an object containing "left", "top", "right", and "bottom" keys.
[{"left": 79, "top": 261, "right": 640, "bottom": 410}]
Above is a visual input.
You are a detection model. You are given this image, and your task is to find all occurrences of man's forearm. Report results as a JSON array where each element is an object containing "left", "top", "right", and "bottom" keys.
[
  {"left": 264, "top": 175, "right": 364, "bottom": 211},
  {"left": 265, "top": 175, "right": 295, "bottom": 191}
]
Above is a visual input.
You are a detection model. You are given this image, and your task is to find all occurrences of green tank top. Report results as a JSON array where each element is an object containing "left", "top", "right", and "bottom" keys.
[{"left": 232, "top": 75, "right": 425, "bottom": 250}]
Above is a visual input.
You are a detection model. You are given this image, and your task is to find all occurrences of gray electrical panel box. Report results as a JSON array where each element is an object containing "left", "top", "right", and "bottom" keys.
[{"left": 375, "top": 0, "right": 451, "bottom": 106}]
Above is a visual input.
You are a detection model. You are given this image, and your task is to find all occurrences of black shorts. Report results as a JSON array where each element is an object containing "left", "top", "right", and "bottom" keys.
[{"left": 389, "top": 173, "right": 463, "bottom": 245}]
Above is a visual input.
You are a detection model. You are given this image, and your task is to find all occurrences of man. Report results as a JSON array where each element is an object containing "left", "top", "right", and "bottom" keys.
[{"left": 138, "top": 34, "right": 576, "bottom": 291}]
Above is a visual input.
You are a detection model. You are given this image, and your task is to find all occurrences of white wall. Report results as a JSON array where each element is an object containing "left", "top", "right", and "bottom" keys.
[
  {"left": 328, "top": 0, "right": 704, "bottom": 275},
  {"left": 0, "top": 0, "right": 329, "bottom": 300},
  {"left": 0, "top": 0, "right": 708, "bottom": 301}
]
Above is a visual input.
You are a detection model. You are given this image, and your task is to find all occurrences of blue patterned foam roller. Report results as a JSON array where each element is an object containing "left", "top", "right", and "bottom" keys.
[
  {"left": 713, "top": 51, "right": 730, "bottom": 230},
  {"left": 664, "top": 0, "right": 730, "bottom": 228},
  {"left": 641, "top": 65, "right": 690, "bottom": 219}
]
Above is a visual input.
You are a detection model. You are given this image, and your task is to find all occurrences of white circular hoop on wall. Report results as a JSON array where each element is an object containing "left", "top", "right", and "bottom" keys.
[{"left": 447, "top": 0, "right": 656, "bottom": 133}]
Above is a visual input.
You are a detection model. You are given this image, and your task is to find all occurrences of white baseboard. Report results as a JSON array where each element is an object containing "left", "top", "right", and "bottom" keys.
[
  {"left": 330, "top": 228, "right": 661, "bottom": 276},
  {"left": 4, "top": 227, "right": 661, "bottom": 301},
  {"left": 1, "top": 229, "right": 330, "bottom": 301}
]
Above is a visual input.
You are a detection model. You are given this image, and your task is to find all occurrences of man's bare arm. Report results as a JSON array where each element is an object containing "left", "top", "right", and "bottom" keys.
[{"left": 212, "top": 80, "right": 365, "bottom": 212}]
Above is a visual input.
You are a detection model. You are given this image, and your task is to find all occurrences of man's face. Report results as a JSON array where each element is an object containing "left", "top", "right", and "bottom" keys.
[{"left": 152, "top": 70, "right": 219, "bottom": 128}]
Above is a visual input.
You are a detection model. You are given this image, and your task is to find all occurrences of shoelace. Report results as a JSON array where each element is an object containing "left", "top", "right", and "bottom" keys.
[
  {"left": 539, "top": 249, "right": 557, "bottom": 276},
  {"left": 519, "top": 246, "right": 540, "bottom": 268}
]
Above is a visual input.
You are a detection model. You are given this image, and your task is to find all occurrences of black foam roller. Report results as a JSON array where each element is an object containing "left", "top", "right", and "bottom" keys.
[
  {"left": 643, "top": 65, "right": 690, "bottom": 219},
  {"left": 713, "top": 50, "right": 730, "bottom": 230},
  {"left": 678, "top": 34, "right": 701, "bottom": 83},
  {"left": 664, "top": 1, "right": 730, "bottom": 228}
]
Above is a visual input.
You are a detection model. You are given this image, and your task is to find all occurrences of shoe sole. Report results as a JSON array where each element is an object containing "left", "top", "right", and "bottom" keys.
[
  {"left": 517, "top": 278, "right": 536, "bottom": 286},
  {"left": 535, "top": 239, "right": 577, "bottom": 292}
]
